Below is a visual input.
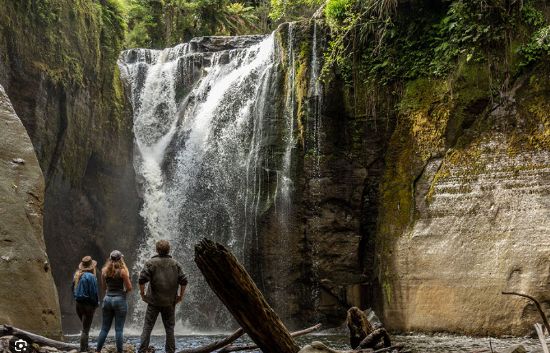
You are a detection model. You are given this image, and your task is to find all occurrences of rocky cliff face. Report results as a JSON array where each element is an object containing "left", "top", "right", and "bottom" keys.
[
  {"left": 0, "top": 84, "right": 61, "bottom": 338},
  {"left": 0, "top": 0, "right": 141, "bottom": 331},
  {"left": 262, "top": 22, "right": 549, "bottom": 335},
  {"left": 378, "top": 65, "right": 550, "bottom": 335},
  {"left": 256, "top": 22, "right": 395, "bottom": 329}
]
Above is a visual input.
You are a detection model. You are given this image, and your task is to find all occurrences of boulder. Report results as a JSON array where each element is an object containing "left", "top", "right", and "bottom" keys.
[{"left": 0, "top": 85, "right": 61, "bottom": 338}]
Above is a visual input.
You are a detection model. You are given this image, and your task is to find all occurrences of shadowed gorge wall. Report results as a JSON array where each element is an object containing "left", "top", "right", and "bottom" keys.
[
  {"left": 256, "top": 21, "right": 395, "bottom": 328},
  {"left": 0, "top": 0, "right": 141, "bottom": 331}
]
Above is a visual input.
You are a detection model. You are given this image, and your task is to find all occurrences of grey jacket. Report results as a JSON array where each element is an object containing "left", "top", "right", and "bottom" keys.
[{"left": 138, "top": 255, "right": 188, "bottom": 307}]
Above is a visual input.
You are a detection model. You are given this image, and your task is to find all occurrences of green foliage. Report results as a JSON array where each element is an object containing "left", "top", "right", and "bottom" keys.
[
  {"left": 324, "top": 0, "right": 349, "bottom": 24},
  {"left": 518, "top": 25, "right": 550, "bottom": 68},
  {"left": 124, "top": 0, "right": 261, "bottom": 48},
  {"left": 517, "top": 3, "right": 550, "bottom": 69},
  {"left": 323, "top": 0, "right": 550, "bottom": 87},
  {"left": 269, "top": 0, "right": 323, "bottom": 23}
]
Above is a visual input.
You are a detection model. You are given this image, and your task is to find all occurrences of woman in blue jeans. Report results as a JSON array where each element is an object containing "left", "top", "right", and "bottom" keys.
[{"left": 96, "top": 250, "right": 132, "bottom": 353}]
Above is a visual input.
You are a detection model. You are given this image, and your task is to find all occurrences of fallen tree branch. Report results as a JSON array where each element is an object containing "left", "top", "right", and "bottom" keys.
[
  {"left": 219, "top": 323, "right": 323, "bottom": 352},
  {"left": 358, "top": 328, "right": 391, "bottom": 349},
  {"left": 534, "top": 323, "right": 549, "bottom": 353},
  {"left": 0, "top": 325, "right": 78, "bottom": 351},
  {"left": 502, "top": 291, "right": 550, "bottom": 334},
  {"left": 195, "top": 239, "right": 300, "bottom": 353},
  {"left": 178, "top": 328, "right": 244, "bottom": 353}
]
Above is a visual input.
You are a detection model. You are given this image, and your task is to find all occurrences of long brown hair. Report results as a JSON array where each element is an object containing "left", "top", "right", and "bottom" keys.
[
  {"left": 102, "top": 257, "right": 128, "bottom": 279},
  {"left": 73, "top": 268, "right": 96, "bottom": 287}
]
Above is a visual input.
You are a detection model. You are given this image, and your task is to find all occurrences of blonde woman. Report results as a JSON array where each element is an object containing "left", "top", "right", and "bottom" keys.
[
  {"left": 96, "top": 250, "right": 132, "bottom": 353},
  {"left": 72, "top": 256, "right": 99, "bottom": 352}
]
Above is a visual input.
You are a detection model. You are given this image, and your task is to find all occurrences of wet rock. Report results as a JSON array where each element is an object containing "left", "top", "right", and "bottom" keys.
[
  {"left": 100, "top": 343, "right": 136, "bottom": 353},
  {"left": 0, "top": 85, "right": 61, "bottom": 337},
  {"left": 499, "top": 344, "right": 527, "bottom": 353},
  {"left": 188, "top": 35, "right": 265, "bottom": 53}
]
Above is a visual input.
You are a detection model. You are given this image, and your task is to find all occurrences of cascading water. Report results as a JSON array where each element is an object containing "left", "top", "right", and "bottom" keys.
[
  {"left": 119, "top": 34, "right": 288, "bottom": 330},
  {"left": 118, "top": 20, "right": 329, "bottom": 330}
]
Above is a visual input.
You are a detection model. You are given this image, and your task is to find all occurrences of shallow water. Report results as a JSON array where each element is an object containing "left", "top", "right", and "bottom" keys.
[{"left": 68, "top": 333, "right": 546, "bottom": 353}]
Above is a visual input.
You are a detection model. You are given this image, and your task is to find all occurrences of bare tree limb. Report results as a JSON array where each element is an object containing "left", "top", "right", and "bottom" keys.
[
  {"left": 0, "top": 325, "right": 78, "bottom": 351},
  {"left": 219, "top": 323, "right": 323, "bottom": 352},
  {"left": 534, "top": 323, "right": 549, "bottom": 353},
  {"left": 178, "top": 328, "right": 244, "bottom": 353},
  {"left": 502, "top": 291, "right": 550, "bottom": 334},
  {"left": 358, "top": 328, "right": 391, "bottom": 349}
]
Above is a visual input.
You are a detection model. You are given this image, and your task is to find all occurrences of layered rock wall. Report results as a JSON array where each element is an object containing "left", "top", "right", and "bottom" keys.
[{"left": 378, "top": 66, "right": 550, "bottom": 335}]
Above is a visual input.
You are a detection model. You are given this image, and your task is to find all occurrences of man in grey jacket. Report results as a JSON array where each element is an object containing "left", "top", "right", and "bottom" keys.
[{"left": 138, "top": 240, "right": 188, "bottom": 353}]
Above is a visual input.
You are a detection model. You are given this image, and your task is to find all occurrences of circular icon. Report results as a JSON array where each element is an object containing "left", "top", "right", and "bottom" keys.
[{"left": 9, "top": 337, "right": 29, "bottom": 353}]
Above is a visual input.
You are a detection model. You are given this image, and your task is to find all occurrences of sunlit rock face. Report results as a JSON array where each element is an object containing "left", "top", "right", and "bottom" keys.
[
  {"left": 389, "top": 144, "right": 550, "bottom": 335},
  {"left": 0, "top": 84, "right": 61, "bottom": 338},
  {"left": 380, "top": 69, "right": 550, "bottom": 335}
]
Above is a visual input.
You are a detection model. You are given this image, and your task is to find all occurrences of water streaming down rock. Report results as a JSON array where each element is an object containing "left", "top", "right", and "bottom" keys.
[{"left": 119, "top": 34, "right": 295, "bottom": 330}]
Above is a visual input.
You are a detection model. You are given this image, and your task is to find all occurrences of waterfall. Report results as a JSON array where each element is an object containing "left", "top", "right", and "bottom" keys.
[
  {"left": 309, "top": 20, "right": 324, "bottom": 324},
  {"left": 119, "top": 34, "right": 285, "bottom": 330}
]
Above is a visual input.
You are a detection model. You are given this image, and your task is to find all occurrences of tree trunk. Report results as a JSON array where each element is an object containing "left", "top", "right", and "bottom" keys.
[
  {"left": 194, "top": 239, "right": 300, "bottom": 353},
  {"left": 347, "top": 307, "right": 374, "bottom": 349},
  {"left": 0, "top": 325, "right": 78, "bottom": 351},
  {"left": 358, "top": 329, "right": 391, "bottom": 349}
]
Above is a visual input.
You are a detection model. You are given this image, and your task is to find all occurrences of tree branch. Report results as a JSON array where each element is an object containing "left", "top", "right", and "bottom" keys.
[
  {"left": 502, "top": 291, "right": 550, "bottom": 334},
  {"left": 219, "top": 324, "right": 322, "bottom": 352}
]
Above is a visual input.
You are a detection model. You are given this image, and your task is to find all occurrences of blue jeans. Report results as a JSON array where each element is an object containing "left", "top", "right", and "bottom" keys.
[{"left": 96, "top": 295, "right": 127, "bottom": 352}]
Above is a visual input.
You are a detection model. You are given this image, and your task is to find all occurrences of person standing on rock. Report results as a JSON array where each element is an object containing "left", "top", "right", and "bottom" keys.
[
  {"left": 96, "top": 250, "right": 133, "bottom": 353},
  {"left": 72, "top": 256, "right": 100, "bottom": 352},
  {"left": 138, "top": 240, "right": 188, "bottom": 353}
]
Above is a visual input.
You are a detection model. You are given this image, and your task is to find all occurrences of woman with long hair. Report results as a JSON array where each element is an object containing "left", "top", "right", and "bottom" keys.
[
  {"left": 96, "top": 250, "right": 132, "bottom": 353},
  {"left": 72, "top": 256, "right": 99, "bottom": 352}
]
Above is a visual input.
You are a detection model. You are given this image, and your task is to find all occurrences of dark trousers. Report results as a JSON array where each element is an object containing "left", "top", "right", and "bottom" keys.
[
  {"left": 76, "top": 302, "right": 96, "bottom": 352},
  {"left": 138, "top": 304, "right": 176, "bottom": 353}
]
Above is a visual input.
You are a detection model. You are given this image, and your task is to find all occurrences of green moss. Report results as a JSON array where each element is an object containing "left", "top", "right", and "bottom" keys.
[{"left": 0, "top": 0, "right": 128, "bottom": 184}]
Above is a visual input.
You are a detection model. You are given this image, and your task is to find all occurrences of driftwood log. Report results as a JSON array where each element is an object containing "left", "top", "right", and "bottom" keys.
[
  {"left": 178, "top": 328, "right": 244, "bottom": 353},
  {"left": 502, "top": 291, "right": 550, "bottom": 334},
  {"left": 346, "top": 307, "right": 391, "bottom": 350},
  {"left": 0, "top": 325, "right": 78, "bottom": 351},
  {"left": 195, "top": 239, "right": 300, "bottom": 353},
  {"left": 534, "top": 323, "right": 550, "bottom": 353},
  {"left": 358, "top": 329, "right": 391, "bottom": 350},
  {"left": 219, "top": 323, "right": 322, "bottom": 352},
  {"left": 347, "top": 307, "right": 374, "bottom": 349}
]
